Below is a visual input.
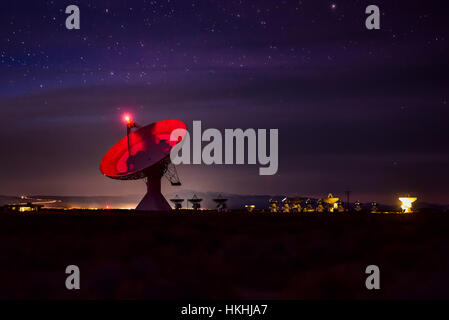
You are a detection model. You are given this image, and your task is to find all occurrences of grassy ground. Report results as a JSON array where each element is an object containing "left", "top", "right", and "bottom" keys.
[{"left": 0, "top": 210, "right": 448, "bottom": 299}]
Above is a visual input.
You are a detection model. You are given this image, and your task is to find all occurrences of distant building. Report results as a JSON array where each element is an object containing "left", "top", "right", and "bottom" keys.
[{"left": 3, "top": 202, "right": 42, "bottom": 212}]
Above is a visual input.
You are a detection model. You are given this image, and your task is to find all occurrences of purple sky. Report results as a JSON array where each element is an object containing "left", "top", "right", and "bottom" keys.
[{"left": 1, "top": 0, "right": 448, "bottom": 204}]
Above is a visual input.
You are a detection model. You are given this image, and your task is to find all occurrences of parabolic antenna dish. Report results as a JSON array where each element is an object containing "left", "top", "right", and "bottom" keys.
[
  {"left": 323, "top": 193, "right": 339, "bottom": 205},
  {"left": 100, "top": 119, "right": 187, "bottom": 211},
  {"left": 100, "top": 119, "right": 186, "bottom": 179}
]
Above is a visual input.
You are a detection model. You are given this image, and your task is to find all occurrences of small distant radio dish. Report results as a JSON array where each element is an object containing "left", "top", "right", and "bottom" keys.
[
  {"left": 170, "top": 195, "right": 184, "bottom": 211},
  {"left": 323, "top": 193, "right": 340, "bottom": 212},
  {"left": 213, "top": 194, "right": 228, "bottom": 212},
  {"left": 100, "top": 118, "right": 187, "bottom": 211},
  {"left": 187, "top": 194, "right": 202, "bottom": 211}
]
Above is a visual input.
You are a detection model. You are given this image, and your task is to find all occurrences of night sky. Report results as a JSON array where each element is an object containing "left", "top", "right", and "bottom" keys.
[{"left": 1, "top": 0, "right": 448, "bottom": 205}]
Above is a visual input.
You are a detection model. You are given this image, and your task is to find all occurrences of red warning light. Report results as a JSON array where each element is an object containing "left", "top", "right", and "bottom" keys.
[{"left": 123, "top": 114, "right": 132, "bottom": 124}]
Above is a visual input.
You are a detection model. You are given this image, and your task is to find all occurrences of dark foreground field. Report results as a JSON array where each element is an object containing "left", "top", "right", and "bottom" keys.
[{"left": 1, "top": 210, "right": 449, "bottom": 299}]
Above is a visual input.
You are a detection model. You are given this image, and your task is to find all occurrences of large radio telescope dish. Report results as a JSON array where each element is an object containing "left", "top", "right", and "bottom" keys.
[{"left": 100, "top": 119, "right": 187, "bottom": 211}]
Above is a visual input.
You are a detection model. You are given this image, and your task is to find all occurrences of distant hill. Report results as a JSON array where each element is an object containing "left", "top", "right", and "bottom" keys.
[
  {"left": 0, "top": 195, "right": 140, "bottom": 209},
  {"left": 0, "top": 195, "right": 23, "bottom": 206}
]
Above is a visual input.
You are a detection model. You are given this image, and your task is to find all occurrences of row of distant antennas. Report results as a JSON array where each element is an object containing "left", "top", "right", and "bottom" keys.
[
  {"left": 124, "top": 114, "right": 181, "bottom": 186},
  {"left": 170, "top": 194, "right": 228, "bottom": 211},
  {"left": 259, "top": 193, "right": 379, "bottom": 213}
]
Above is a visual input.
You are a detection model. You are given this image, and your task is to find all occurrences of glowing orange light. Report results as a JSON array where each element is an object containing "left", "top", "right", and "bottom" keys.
[{"left": 399, "top": 197, "right": 417, "bottom": 213}]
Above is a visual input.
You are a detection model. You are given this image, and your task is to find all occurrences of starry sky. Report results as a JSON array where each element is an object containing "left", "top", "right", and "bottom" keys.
[{"left": 1, "top": 0, "right": 448, "bottom": 205}]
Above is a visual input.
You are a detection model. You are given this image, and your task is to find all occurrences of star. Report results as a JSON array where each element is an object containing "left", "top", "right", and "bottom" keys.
[{"left": 330, "top": 3, "right": 337, "bottom": 10}]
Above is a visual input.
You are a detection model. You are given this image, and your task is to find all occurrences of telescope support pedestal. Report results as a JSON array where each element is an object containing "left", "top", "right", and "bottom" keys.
[{"left": 135, "top": 176, "right": 171, "bottom": 211}]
